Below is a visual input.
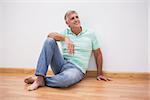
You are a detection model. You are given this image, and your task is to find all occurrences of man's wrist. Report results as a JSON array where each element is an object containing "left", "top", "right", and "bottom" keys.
[
  {"left": 64, "top": 36, "right": 71, "bottom": 43},
  {"left": 64, "top": 36, "right": 67, "bottom": 41}
]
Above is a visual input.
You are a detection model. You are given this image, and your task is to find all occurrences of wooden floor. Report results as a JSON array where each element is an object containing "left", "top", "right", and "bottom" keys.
[{"left": 0, "top": 73, "right": 149, "bottom": 100}]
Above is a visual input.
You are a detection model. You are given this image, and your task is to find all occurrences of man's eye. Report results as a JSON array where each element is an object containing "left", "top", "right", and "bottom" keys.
[{"left": 76, "top": 16, "right": 79, "bottom": 18}]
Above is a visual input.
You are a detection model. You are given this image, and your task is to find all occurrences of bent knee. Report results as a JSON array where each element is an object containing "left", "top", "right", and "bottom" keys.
[
  {"left": 44, "top": 38, "right": 56, "bottom": 45},
  {"left": 46, "top": 38, "right": 56, "bottom": 43}
]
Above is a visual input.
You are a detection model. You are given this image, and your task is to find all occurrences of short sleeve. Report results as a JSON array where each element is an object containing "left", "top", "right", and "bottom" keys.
[{"left": 91, "top": 32, "right": 101, "bottom": 50}]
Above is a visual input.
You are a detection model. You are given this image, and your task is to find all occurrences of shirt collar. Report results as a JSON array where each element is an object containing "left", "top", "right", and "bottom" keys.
[{"left": 67, "top": 26, "right": 87, "bottom": 36}]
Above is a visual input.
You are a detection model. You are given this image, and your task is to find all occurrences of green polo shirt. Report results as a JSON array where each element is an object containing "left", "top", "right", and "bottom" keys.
[{"left": 60, "top": 27, "right": 100, "bottom": 74}]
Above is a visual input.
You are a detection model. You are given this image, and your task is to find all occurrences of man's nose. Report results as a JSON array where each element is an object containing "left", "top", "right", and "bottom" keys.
[
  {"left": 74, "top": 18, "right": 78, "bottom": 22},
  {"left": 74, "top": 17, "right": 78, "bottom": 20}
]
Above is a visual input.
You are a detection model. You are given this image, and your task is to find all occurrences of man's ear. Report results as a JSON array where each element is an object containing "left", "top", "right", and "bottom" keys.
[
  {"left": 66, "top": 21, "right": 70, "bottom": 27},
  {"left": 65, "top": 20, "right": 68, "bottom": 25}
]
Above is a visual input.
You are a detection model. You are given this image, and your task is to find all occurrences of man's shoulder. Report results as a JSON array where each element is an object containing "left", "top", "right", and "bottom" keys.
[
  {"left": 84, "top": 28, "right": 96, "bottom": 37},
  {"left": 82, "top": 27, "right": 95, "bottom": 34}
]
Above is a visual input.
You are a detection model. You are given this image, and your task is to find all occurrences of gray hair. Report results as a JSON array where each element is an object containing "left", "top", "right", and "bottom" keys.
[{"left": 64, "top": 10, "right": 78, "bottom": 21}]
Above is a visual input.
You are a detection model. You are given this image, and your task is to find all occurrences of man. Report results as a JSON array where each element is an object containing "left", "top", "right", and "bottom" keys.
[{"left": 24, "top": 10, "right": 111, "bottom": 91}]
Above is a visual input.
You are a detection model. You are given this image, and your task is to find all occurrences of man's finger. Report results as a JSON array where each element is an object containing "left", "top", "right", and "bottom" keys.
[
  {"left": 72, "top": 45, "right": 74, "bottom": 54},
  {"left": 67, "top": 45, "right": 70, "bottom": 54},
  {"left": 70, "top": 45, "right": 74, "bottom": 54},
  {"left": 68, "top": 44, "right": 72, "bottom": 54},
  {"left": 97, "top": 76, "right": 107, "bottom": 81},
  {"left": 101, "top": 77, "right": 107, "bottom": 81},
  {"left": 107, "top": 78, "right": 112, "bottom": 81}
]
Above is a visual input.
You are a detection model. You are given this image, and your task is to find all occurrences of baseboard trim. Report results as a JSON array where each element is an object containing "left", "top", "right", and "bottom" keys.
[
  {"left": 86, "top": 70, "right": 150, "bottom": 79},
  {"left": 0, "top": 68, "right": 54, "bottom": 75},
  {"left": 0, "top": 68, "right": 149, "bottom": 79}
]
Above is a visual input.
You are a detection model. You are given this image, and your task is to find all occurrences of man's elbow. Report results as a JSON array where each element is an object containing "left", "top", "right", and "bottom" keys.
[{"left": 94, "top": 48, "right": 102, "bottom": 57}]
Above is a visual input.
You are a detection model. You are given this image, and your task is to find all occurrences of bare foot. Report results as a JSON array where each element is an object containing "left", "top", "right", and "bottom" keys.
[
  {"left": 27, "top": 76, "right": 45, "bottom": 91},
  {"left": 24, "top": 76, "right": 35, "bottom": 84}
]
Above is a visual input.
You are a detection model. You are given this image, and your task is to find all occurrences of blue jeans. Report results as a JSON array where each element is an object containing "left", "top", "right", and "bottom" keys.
[{"left": 35, "top": 38, "right": 84, "bottom": 88}]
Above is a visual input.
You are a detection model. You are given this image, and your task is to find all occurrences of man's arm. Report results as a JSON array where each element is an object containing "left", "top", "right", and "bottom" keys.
[
  {"left": 48, "top": 32, "right": 74, "bottom": 54},
  {"left": 93, "top": 48, "right": 112, "bottom": 81},
  {"left": 93, "top": 48, "right": 103, "bottom": 75},
  {"left": 48, "top": 32, "right": 65, "bottom": 41}
]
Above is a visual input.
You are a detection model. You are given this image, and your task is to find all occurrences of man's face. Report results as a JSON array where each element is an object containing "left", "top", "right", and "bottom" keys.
[{"left": 66, "top": 13, "right": 81, "bottom": 28}]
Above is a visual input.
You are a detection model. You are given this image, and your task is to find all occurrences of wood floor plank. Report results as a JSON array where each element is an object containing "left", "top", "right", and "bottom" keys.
[{"left": 0, "top": 74, "right": 149, "bottom": 100}]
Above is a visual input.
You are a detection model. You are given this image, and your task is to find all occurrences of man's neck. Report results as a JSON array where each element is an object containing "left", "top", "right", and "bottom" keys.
[{"left": 71, "top": 27, "right": 82, "bottom": 35}]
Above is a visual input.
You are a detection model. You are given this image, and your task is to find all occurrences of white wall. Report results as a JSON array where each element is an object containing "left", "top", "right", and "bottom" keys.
[
  {"left": 0, "top": 3, "right": 3, "bottom": 65},
  {"left": 0, "top": 0, "right": 148, "bottom": 72},
  {"left": 148, "top": 0, "right": 150, "bottom": 71}
]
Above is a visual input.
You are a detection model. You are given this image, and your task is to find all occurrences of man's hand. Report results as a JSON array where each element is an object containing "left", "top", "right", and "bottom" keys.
[
  {"left": 64, "top": 37, "right": 74, "bottom": 55},
  {"left": 96, "top": 75, "right": 112, "bottom": 81}
]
